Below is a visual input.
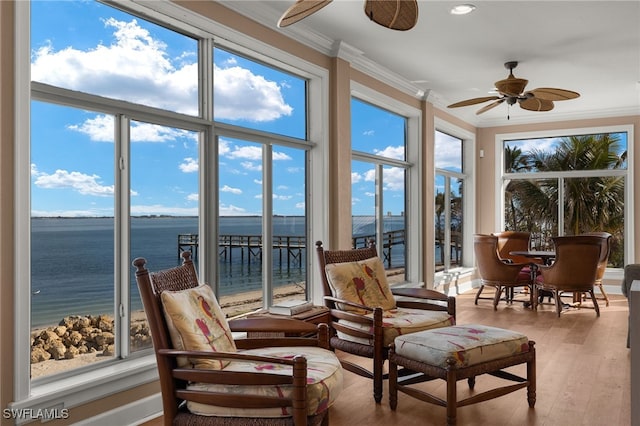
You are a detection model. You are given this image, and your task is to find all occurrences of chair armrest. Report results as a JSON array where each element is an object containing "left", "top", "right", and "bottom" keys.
[
  {"left": 158, "top": 348, "right": 298, "bottom": 365},
  {"left": 159, "top": 350, "right": 310, "bottom": 398},
  {"left": 391, "top": 287, "right": 448, "bottom": 301}
]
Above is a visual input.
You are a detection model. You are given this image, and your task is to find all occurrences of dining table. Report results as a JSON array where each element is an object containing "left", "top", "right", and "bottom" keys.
[
  {"left": 509, "top": 250, "right": 557, "bottom": 307},
  {"left": 509, "top": 250, "right": 556, "bottom": 265}
]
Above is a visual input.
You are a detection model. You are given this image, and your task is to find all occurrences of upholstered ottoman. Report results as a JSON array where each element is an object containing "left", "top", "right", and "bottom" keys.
[{"left": 389, "top": 324, "right": 536, "bottom": 426}]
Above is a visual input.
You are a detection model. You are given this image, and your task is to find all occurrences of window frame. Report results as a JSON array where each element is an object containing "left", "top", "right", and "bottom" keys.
[
  {"left": 494, "top": 124, "right": 634, "bottom": 269},
  {"left": 434, "top": 118, "right": 475, "bottom": 274},
  {"left": 13, "top": 0, "right": 328, "bottom": 413},
  {"left": 350, "top": 81, "right": 421, "bottom": 284}
]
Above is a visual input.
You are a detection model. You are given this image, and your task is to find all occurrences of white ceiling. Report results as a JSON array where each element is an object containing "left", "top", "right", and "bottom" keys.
[{"left": 221, "top": 0, "right": 640, "bottom": 127}]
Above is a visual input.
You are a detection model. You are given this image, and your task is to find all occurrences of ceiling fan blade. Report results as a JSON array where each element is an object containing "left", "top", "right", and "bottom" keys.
[
  {"left": 364, "top": 0, "right": 418, "bottom": 31},
  {"left": 528, "top": 87, "right": 580, "bottom": 101},
  {"left": 519, "top": 97, "right": 554, "bottom": 112},
  {"left": 476, "top": 99, "right": 505, "bottom": 115},
  {"left": 447, "top": 96, "right": 500, "bottom": 108},
  {"left": 494, "top": 76, "right": 528, "bottom": 97},
  {"left": 277, "top": 0, "right": 332, "bottom": 28}
]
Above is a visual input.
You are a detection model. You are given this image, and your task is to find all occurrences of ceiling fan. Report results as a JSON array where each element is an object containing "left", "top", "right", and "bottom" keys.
[
  {"left": 277, "top": 0, "right": 418, "bottom": 31},
  {"left": 447, "top": 61, "right": 580, "bottom": 118}
]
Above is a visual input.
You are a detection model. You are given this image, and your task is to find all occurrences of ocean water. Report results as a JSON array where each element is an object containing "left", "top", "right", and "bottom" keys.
[{"left": 30, "top": 216, "right": 405, "bottom": 328}]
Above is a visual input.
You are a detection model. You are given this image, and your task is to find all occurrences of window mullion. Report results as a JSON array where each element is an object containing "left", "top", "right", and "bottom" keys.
[
  {"left": 263, "top": 145, "right": 274, "bottom": 306},
  {"left": 116, "top": 115, "right": 130, "bottom": 359}
]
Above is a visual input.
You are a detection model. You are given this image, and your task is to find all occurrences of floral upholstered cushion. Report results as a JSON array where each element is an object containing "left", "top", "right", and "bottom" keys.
[
  {"left": 187, "top": 346, "right": 343, "bottom": 418},
  {"left": 161, "top": 284, "right": 236, "bottom": 370},
  {"left": 394, "top": 324, "right": 529, "bottom": 369},
  {"left": 337, "top": 307, "right": 455, "bottom": 347},
  {"left": 324, "top": 256, "right": 396, "bottom": 313}
]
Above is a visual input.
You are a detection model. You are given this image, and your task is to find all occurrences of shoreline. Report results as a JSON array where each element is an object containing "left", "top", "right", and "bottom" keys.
[{"left": 31, "top": 283, "right": 305, "bottom": 378}]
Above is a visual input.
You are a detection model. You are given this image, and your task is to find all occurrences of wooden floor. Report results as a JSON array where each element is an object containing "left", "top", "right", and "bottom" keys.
[{"left": 142, "top": 290, "right": 631, "bottom": 426}]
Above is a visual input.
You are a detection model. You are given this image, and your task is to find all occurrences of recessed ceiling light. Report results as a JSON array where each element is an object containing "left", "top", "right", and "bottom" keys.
[{"left": 450, "top": 4, "right": 476, "bottom": 15}]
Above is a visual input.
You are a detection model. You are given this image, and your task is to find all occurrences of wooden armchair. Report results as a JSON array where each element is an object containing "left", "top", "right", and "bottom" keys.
[
  {"left": 474, "top": 234, "right": 534, "bottom": 309},
  {"left": 315, "top": 240, "right": 455, "bottom": 403},
  {"left": 534, "top": 235, "right": 602, "bottom": 317},
  {"left": 133, "top": 252, "right": 343, "bottom": 426}
]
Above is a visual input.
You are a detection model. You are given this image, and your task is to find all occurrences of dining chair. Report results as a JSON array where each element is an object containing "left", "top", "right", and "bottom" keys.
[
  {"left": 473, "top": 234, "right": 534, "bottom": 309},
  {"left": 315, "top": 240, "right": 455, "bottom": 404},
  {"left": 534, "top": 235, "right": 602, "bottom": 317},
  {"left": 133, "top": 251, "right": 343, "bottom": 426}
]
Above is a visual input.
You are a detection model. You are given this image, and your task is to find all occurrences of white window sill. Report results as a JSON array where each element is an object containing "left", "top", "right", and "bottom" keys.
[{"left": 9, "top": 355, "right": 158, "bottom": 424}]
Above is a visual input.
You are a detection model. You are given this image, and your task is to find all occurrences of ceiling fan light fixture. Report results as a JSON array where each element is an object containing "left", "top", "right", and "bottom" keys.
[{"left": 450, "top": 4, "right": 476, "bottom": 15}]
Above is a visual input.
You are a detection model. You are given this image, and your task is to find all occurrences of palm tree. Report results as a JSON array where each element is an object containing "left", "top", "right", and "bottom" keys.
[{"left": 504, "top": 133, "right": 625, "bottom": 261}]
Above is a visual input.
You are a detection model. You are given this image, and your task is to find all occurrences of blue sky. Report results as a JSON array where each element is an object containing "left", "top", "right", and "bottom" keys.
[{"left": 30, "top": 1, "right": 459, "bottom": 218}]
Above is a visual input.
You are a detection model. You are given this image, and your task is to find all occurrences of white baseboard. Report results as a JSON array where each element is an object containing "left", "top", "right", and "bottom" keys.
[{"left": 72, "top": 393, "right": 162, "bottom": 426}]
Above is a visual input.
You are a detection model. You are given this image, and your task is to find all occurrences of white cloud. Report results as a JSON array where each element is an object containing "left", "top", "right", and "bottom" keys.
[
  {"left": 31, "top": 18, "right": 292, "bottom": 122},
  {"left": 179, "top": 157, "right": 198, "bottom": 173},
  {"left": 67, "top": 115, "right": 114, "bottom": 142},
  {"left": 221, "top": 185, "right": 242, "bottom": 194},
  {"left": 227, "top": 145, "right": 262, "bottom": 160},
  {"left": 351, "top": 172, "right": 362, "bottom": 183},
  {"left": 373, "top": 145, "right": 404, "bottom": 160},
  {"left": 273, "top": 194, "right": 292, "bottom": 200},
  {"left": 363, "top": 130, "right": 375, "bottom": 136},
  {"left": 219, "top": 203, "right": 252, "bottom": 216},
  {"left": 31, "top": 18, "right": 199, "bottom": 115},
  {"left": 68, "top": 114, "right": 197, "bottom": 144},
  {"left": 214, "top": 64, "right": 293, "bottom": 122},
  {"left": 241, "top": 161, "right": 262, "bottom": 172},
  {"left": 295, "top": 202, "right": 305, "bottom": 209},
  {"left": 383, "top": 167, "right": 405, "bottom": 191},
  {"left": 434, "top": 131, "right": 464, "bottom": 170},
  {"left": 254, "top": 179, "right": 262, "bottom": 185},
  {"left": 361, "top": 167, "right": 404, "bottom": 191},
  {"left": 33, "top": 168, "right": 115, "bottom": 197},
  {"left": 186, "top": 193, "right": 198, "bottom": 202}
]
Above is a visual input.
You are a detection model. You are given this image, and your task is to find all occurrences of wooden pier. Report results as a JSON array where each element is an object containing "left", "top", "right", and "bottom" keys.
[{"left": 178, "top": 231, "right": 407, "bottom": 269}]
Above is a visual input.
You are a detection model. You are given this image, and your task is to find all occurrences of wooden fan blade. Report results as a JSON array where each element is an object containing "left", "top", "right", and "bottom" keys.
[
  {"left": 447, "top": 96, "right": 500, "bottom": 108},
  {"left": 277, "top": 0, "right": 332, "bottom": 28},
  {"left": 476, "top": 99, "right": 505, "bottom": 115},
  {"left": 528, "top": 87, "right": 580, "bottom": 101},
  {"left": 364, "top": 0, "right": 418, "bottom": 31},
  {"left": 495, "top": 77, "right": 528, "bottom": 96},
  {"left": 519, "top": 97, "right": 554, "bottom": 112}
]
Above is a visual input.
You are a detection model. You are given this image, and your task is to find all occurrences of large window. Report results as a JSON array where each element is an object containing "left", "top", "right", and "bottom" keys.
[
  {"left": 19, "top": 0, "right": 323, "bottom": 411},
  {"left": 351, "top": 97, "right": 409, "bottom": 283},
  {"left": 30, "top": 1, "right": 200, "bottom": 382},
  {"left": 434, "top": 130, "right": 466, "bottom": 272},
  {"left": 500, "top": 127, "right": 630, "bottom": 267}
]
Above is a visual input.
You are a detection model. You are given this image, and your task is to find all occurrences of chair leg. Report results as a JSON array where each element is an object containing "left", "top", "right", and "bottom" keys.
[
  {"left": 373, "top": 354, "right": 383, "bottom": 403},
  {"left": 389, "top": 355, "right": 398, "bottom": 410},
  {"left": 446, "top": 368, "right": 457, "bottom": 426},
  {"left": 493, "top": 286, "right": 503, "bottom": 310},
  {"left": 474, "top": 285, "right": 485, "bottom": 305},
  {"left": 554, "top": 291, "right": 562, "bottom": 317},
  {"left": 589, "top": 289, "right": 601, "bottom": 317},
  {"left": 597, "top": 283, "right": 610, "bottom": 307}
]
